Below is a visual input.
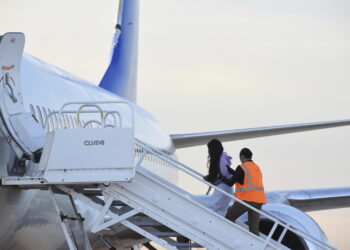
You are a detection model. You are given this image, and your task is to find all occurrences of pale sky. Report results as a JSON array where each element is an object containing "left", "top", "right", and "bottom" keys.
[{"left": 1, "top": 0, "right": 350, "bottom": 248}]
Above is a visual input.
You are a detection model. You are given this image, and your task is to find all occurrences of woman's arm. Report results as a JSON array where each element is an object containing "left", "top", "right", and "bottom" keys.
[
  {"left": 222, "top": 165, "right": 245, "bottom": 186},
  {"left": 219, "top": 152, "right": 233, "bottom": 178}
]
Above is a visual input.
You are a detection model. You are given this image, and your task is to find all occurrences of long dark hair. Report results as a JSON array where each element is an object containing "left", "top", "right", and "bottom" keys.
[{"left": 206, "top": 139, "right": 223, "bottom": 184}]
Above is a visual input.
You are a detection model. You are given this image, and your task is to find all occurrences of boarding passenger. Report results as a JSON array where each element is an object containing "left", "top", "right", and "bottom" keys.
[
  {"left": 201, "top": 139, "right": 234, "bottom": 216},
  {"left": 224, "top": 148, "right": 266, "bottom": 236}
]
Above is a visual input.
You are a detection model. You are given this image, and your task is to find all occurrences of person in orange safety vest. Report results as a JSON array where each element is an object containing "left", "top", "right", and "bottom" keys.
[{"left": 224, "top": 148, "right": 266, "bottom": 236}]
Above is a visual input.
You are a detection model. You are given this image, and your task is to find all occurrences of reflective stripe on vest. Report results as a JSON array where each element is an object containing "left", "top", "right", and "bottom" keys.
[{"left": 236, "top": 163, "right": 264, "bottom": 193}]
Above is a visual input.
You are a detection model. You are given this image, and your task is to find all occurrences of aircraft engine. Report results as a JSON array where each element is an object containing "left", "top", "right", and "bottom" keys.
[{"left": 238, "top": 203, "right": 330, "bottom": 250}]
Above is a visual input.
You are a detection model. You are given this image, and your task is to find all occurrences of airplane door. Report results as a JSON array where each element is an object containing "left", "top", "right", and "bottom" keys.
[{"left": 0, "top": 33, "right": 45, "bottom": 162}]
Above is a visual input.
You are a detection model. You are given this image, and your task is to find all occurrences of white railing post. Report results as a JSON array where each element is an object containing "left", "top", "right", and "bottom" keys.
[
  {"left": 135, "top": 150, "right": 147, "bottom": 169},
  {"left": 263, "top": 221, "right": 279, "bottom": 249},
  {"left": 277, "top": 222, "right": 289, "bottom": 244}
]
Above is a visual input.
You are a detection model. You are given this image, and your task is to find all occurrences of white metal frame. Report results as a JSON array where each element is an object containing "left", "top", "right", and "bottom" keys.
[
  {"left": 38, "top": 101, "right": 136, "bottom": 184},
  {"left": 58, "top": 101, "right": 134, "bottom": 129},
  {"left": 57, "top": 185, "right": 178, "bottom": 250},
  {"left": 43, "top": 101, "right": 131, "bottom": 131}
]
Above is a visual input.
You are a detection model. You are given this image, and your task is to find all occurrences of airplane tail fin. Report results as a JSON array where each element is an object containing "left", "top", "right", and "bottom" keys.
[{"left": 99, "top": 0, "right": 139, "bottom": 102}]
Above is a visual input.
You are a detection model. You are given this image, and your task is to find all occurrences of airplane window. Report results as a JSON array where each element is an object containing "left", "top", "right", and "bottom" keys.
[{"left": 35, "top": 105, "right": 44, "bottom": 126}]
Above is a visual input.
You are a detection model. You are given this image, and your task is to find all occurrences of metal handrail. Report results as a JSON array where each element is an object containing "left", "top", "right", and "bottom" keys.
[
  {"left": 83, "top": 120, "right": 103, "bottom": 128},
  {"left": 43, "top": 101, "right": 134, "bottom": 131},
  {"left": 43, "top": 111, "right": 59, "bottom": 130},
  {"left": 77, "top": 104, "right": 104, "bottom": 128},
  {"left": 104, "top": 111, "right": 122, "bottom": 128},
  {"left": 44, "top": 110, "right": 118, "bottom": 130},
  {"left": 135, "top": 139, "right": 334, "bottom": 250},
  {"left": 44, "top": 110, "right": 100, "bottom": 130},
  {"left": 59, "top": 101, "right": 133, "bottom": 118},
  {"left": 60, "top": 101, "right": 133, "bottom": 129}
]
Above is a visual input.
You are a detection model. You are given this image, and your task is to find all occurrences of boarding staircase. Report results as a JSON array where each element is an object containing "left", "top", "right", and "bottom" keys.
[
  {"left": 0, "top": 33, "right": 335, "bottom": 249},
  {"left": 0, "top": 100, "right": 335, "bottom": 250}
]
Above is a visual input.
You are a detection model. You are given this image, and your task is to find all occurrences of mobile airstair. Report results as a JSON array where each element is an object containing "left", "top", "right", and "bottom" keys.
[
  {"left": 0, "top": 33, "right": 335, "bottom": 249},
  {"left": 0, "top": 100, "right": 335, "bottom": 250}
]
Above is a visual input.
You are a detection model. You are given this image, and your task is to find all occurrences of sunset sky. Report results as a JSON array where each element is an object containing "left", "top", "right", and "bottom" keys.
[{"left": 1, "top": 0, "right": 350, "bottom": 248}]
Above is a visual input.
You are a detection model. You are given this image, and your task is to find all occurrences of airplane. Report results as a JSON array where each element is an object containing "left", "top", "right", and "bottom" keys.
[{"left": 0, "top": 0, "right": 349, "bottom": 249}]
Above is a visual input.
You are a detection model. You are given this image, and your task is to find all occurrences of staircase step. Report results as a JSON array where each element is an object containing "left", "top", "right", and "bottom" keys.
[
  {"left": 152, "top": 231, "right": 181, "bottom": 237},
  {"left": 169, "top": 242, "right": 202, "bottom": 248},
  {"left": 111, "top": 200, "right": 125, "bottom": 206},
  {"left": 132, "top": 220, "right": 163, "bottom": 226}
]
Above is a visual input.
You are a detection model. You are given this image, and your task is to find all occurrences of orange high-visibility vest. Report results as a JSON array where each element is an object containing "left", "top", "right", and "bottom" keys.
[{"left": 235, "top": 161, "right": 266, "bottom": 204}]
